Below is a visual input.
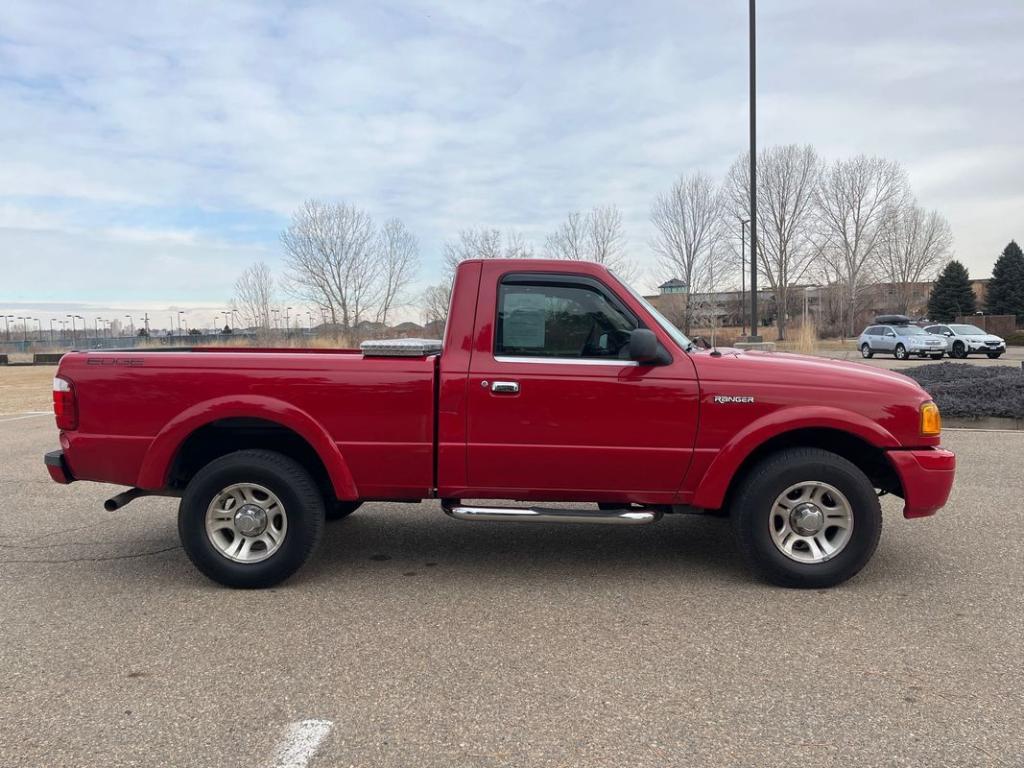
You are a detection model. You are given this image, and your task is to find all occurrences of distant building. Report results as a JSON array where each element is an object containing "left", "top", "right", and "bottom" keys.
[{"left": 657, "top": 278, "right": 688, "bottom": 295}]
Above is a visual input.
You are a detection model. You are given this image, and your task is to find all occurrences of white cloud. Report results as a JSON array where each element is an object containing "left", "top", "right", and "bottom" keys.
[{"left": 0, "top": 0, "right": 1021, "bottom": 310}]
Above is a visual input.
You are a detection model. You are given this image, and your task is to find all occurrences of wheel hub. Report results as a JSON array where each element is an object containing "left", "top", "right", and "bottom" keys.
[
  {"left": 789, "top": 502, "right": 824, "bottom": 535},
  {"left": 233, "top": 504, "right": 268, "bottom": 537}
]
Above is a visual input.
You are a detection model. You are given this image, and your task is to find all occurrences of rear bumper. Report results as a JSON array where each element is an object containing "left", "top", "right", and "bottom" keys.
[
  {"left": 887, "top": 447, "right": 955, "bottom": 519},
  {"left": 44, "top": 450, "right": 74, "bottom": 485}
]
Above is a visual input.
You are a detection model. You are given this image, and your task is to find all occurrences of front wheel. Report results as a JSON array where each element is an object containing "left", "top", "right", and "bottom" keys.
[
  {"left": 731, "top": 448, "right": 882, "bottom": 588},
  {"left": 860, "top": 344, "right": 873, "bottom": 359},
  {"left": 894, "top": 344, "right": 908, "bottom": 360},
  {"left": 178, "top": 449, "right": 325, "bottom": 588},
  {"left": 326, "top": 500, "right": 362, "bottom": 521}
]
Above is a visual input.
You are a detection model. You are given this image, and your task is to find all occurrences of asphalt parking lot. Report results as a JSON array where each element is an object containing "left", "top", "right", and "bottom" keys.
[{"left": 1, "top": 414, "right": 1022, "bottom": 768}]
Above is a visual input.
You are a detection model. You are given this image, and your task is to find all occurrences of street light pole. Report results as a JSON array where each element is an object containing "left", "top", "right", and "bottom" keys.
[
  {"left": 748, "top": 0, "right": 760, "bottom": 342},
  {"left": 738, "top": 218, "right": 749, "bottom": 336},
  {"left": 3, "top": 315, "right": 12, "bottom": 342}
]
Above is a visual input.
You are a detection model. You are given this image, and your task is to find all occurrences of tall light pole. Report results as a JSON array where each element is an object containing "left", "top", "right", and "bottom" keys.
[
  {"left": 49, "top": 319, "right": 56, "bottom": 344},
  {"left": 177, "top": 311, "right": 185, "bottom": 339},
  {"left": 34, "top": 318, "right": 41, "bottom": 341},
  {"left": 748, "top": 0, "right": 760, "bottom": 342},
  {"left": 738, "top": 218, "right": 749, "bottom": 336},
  {"left": 3, "top": 315, "right": 12, "bottom": 342},
  {"left": 125, "top": 315, "right": 134, "bottom": 337},
  {"left": 18, "top": 317, "right": 28, "bottom": 343}
]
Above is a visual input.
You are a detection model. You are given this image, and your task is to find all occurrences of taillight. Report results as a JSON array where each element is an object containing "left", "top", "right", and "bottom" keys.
[{"left": 53, "top": 376, "right": 78, "bottom": 430}]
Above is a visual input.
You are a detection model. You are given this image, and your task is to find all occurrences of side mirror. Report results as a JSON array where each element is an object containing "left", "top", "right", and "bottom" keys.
[
  {"left": 628, "top": 328, "right": 659, "bottom": 362},
  {"left": 945, "top": 331, "right": 953, "bottom": 337}
]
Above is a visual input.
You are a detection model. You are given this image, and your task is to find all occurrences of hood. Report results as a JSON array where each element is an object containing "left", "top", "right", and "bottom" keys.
[
  {"left": 963, "top": 334, "right": 1003, "bottom": 343},
  {"left": 689, "top": 348, "right": 927, "bottom": 397}
]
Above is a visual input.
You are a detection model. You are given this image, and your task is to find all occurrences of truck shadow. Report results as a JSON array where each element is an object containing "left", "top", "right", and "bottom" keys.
[{"left": 306, "top": 505, "right": 750, "bottom": 585}]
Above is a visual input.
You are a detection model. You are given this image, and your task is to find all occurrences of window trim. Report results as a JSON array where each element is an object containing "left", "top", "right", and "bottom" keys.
[{"left": 493, "top": 272, "right": 644, "bottom": 361}]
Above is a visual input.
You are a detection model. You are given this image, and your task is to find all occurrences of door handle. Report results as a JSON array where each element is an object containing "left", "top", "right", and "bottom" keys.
[{"left": 491, "top": 381, "right": 520, "bottom": 394}]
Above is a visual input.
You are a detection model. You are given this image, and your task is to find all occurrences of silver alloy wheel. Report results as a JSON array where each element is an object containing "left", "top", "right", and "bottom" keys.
[
  {"left": 768, "top": 481, "right": 854, "bottom": 564},
  {"left": 205, "top": 482, "right": 288, "bottom": 563}
]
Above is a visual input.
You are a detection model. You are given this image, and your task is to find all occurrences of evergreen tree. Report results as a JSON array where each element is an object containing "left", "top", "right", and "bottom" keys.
[
  {"left": 985, "top": 240, "right": 1024, "bottom": 322},
  {"left": 927, "top": 260, "right": 976, "bottom": 321}
]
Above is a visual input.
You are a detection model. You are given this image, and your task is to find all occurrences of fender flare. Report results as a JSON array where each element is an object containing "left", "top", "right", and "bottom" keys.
[
  {"left": 136, "top": 395, "right": 359, "bottom": 499},
  {"left": 689, "top": 406, "right": 899, "bottom": 510}
]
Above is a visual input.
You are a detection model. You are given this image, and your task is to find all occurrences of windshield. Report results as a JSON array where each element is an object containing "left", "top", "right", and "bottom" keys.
[
  {"left": 951, "top": 324, "right": 985, "bottom": 335},
  {"left": 614, "top": 272, "right": 694, "bottom": 351},
  {"left": 898, "top": 325, "right": 929, "bottom": 335}
]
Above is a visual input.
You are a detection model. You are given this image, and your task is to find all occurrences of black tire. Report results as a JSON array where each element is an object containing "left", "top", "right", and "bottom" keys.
[
  {"left": 860, "top": 344, "right": 873, "bottom": 359},
  {"left": 951, "top": 341, "right": 966, "bottom": 359},
  {"left": 930, "top": 354, "right": 943, "bottom": 360},
  {"left": 326, "top": 500, "right": 362, "bottom": 521},
  {"left": 730, "top": 448, "right": 882, "bottom": 589},
  {"left": 987, "top": 352, "right": 1002, "bottom": 359},
  {"left": 178, "top": 449, "right": 325, "bottom": 588},
  {"left": 894, "top": 344, "right": 908, "bottom": 360}
]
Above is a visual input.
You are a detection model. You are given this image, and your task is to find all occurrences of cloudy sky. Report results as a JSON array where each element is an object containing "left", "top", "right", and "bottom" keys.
[{"left": 1, "top": 0, "right": 1021, "bottom": 325}]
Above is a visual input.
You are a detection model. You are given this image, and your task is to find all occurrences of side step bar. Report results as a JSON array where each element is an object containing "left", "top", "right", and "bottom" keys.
[{"left": 442, "top": 501, "right": 661, "bottom": 525}]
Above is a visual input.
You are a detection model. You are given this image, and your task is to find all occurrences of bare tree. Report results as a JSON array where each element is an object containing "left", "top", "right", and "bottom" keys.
[
  {"left": 420, "top": 282, "right": 452, "bottom": 329},
  {"left": 545, "top": 205, "right": 639, "bottom": 282},
  {"left": 877, "top": 204, "right": 952, "bottom": 315},
  {"left": 726, "top": 145, "right": 821, "bottom": 340},
  {"left": 231, "top": 261, "right": 274, "bottom": 330},
  {"left": 650, "top": 172, "right": 723, "bottom": 334},
  {"left": 442, "top": 227, "right": 534, "bottom": 280},
  {"left": 374, "top": 218, "right": 419, "bottom": 326},
  {"left": 421, "top": 227, "right": 533, "bottom": 328},
  {"left": 815, "top": 156, "right": 908, "bottom": 335}
]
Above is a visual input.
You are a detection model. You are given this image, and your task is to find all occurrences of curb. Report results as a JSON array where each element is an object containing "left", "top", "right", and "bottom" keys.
[{"left": 944, "top": 416, "right": 1024, "bottom": 431}]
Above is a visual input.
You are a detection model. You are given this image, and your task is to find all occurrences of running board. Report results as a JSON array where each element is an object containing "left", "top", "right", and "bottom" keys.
[{"left": 442, "top": 502, "right": 661, "bottom": 525}]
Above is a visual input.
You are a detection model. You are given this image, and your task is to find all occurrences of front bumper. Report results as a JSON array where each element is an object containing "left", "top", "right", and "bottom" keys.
[
  {"left": 887, "top": 447, "right": 955, "bottom": 519},
  {"left": 44, "top": 450, "right": 74, "bottom": 485},
  {"left": 967, "top": 342, "right": 1005, "bottom": 353}
]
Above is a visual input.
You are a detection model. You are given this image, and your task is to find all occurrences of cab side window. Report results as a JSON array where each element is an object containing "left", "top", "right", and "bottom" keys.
[{"left": 495, "top": 276, "right": 638, "bottom": 359}]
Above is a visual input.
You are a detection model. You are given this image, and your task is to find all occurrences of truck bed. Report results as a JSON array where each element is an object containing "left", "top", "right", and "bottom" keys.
[{"left": 56, "top": 348, "right": 438, "bottom": 499}]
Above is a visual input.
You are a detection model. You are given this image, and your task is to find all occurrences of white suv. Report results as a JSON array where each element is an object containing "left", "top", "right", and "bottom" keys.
[{"left": 924, "top": 323, "right": 1006, "bottom": 359}]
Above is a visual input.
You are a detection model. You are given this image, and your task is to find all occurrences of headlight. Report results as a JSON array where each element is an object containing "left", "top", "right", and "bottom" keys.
[{"left": 920, "top": 401, "right": 941, "bottom": 436}]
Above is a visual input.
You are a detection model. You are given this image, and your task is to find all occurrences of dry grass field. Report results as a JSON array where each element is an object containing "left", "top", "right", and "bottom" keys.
[{"left": 0, "top": 365, "right": 55, "bottom": 415}]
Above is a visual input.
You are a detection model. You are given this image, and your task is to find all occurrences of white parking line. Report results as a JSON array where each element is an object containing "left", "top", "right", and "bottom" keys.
[
  {"left": 268, "top": 720, "right": 334, "bottom": 768},
  {"left": 0, "top": 412, "right": 50, "bottom": 424}
]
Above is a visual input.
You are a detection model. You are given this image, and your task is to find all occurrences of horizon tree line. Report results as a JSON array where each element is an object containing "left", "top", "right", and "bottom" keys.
[{"left": 230, "top": 145, "right": 1016, "bottom": 341}]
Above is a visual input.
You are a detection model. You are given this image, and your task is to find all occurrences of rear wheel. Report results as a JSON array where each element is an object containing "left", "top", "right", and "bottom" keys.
[
  {"left": 178, "top": 449, "right": 325, "bottom": 588},
  {"left": 951, "top": 341, "right": 967, "bottom": 359},
  {"left": 860, "top": 344, "right": 873, "bottom": 359},
  {"left": 894, "top": 344, "right": 908, "bottom": 360},
  {"left": 731, "top": 448, "right": 882, "bottom": 588}
]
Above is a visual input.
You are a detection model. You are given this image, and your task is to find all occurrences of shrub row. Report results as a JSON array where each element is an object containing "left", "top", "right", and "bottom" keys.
[{"left": 902, "top": 363, "right": 1024, "bottom": 419}]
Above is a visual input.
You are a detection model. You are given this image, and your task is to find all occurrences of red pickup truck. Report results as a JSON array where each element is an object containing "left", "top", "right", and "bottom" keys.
[{"left": 45, "top": 259, "right": 955, "bottom": 589}]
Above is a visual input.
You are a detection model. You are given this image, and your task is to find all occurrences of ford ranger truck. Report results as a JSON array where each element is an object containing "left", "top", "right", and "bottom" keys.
[{"left": 44, "top": 260, "right": 955, "bottom": 589}]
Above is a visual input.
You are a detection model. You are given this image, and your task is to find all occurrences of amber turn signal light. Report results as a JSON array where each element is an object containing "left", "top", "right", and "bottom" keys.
[{"left": 920, "top": 401, "right": 941, "bottom": 436}]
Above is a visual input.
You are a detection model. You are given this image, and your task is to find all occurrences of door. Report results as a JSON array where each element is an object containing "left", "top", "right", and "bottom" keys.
[
  {"left": 878, "top": 326, "right": 897, "bottom": 352},
  {"left": 464, "top": 266, "right": 699, "bottom": 502}
]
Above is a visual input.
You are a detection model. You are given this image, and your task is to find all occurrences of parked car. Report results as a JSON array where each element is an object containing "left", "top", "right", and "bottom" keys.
[
  {"left": 44, "top": 259, "right": 955, "bottom": 590},
  {"left": 923, "top": 323, "right": 1006, "bottom": 359},
  {"left": 859, "top": 320, "right": 947, "bottom": 360}
]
